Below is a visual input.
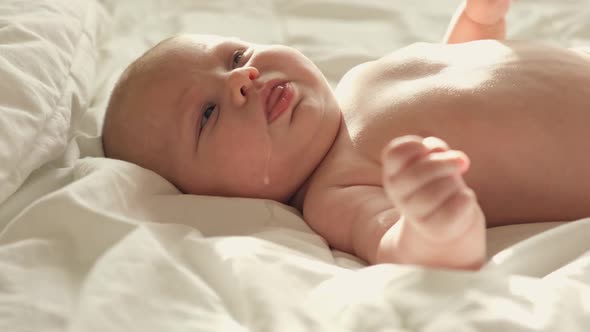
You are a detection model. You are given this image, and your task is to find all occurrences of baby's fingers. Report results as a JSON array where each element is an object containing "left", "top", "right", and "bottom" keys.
[
  {"left": 402, "top": 174, "right": 465, "bottom": 222},
  {"left": 423, "top": 136, "right": 450, "bottom": 153},
  {"left": 384, "top": 150, "right": 469, "bottom": 204},
  {"left": 382, "top": 136, "right": 450, "bottom": 176},
  {"left": 418, "top": 187, "right": 479, "bottom": 241}
]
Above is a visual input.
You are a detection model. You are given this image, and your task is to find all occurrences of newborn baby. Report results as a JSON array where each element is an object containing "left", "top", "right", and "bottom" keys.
[{"left": 102, "top": 0, "right": 590, "bottom": 269}]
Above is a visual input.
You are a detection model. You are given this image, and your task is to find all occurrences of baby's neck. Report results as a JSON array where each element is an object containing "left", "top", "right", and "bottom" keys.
[{"left": 288, "top": 112, "right": 343, "bottom": 214}]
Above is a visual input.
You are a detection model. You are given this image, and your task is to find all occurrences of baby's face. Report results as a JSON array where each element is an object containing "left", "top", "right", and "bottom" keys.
[{"left": 131, "top": 35, "right": 341, "bottom": 202}]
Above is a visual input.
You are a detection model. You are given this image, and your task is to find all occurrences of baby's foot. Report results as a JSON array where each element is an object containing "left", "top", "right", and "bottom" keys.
[
  {"left": 380, "top": 135, "right": 486, "bottom": 268},
  {"left": 465, "top": 0, "right": 512, "bottom": 25}
]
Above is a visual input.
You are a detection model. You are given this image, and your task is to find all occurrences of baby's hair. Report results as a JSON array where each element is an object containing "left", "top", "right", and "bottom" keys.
[{"left": 101, "top": 36, "right": 179, "bottom": 162}]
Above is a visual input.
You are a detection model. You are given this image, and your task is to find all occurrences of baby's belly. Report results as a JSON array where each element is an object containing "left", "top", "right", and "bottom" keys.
[{"left": 332, "top": 41, "right": 590, "bottom": 225}]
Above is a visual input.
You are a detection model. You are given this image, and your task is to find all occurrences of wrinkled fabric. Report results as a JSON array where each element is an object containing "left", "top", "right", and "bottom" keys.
[{"left": 2, "top": 0, "right": 590, "bottom": 331}]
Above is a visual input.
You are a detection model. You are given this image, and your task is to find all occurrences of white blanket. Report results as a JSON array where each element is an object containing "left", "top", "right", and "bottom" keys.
[{"left": 2, "top": 0, "right": 590, "bottom": 331}]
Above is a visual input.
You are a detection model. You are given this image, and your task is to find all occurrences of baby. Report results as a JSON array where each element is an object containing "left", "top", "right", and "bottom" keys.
[{"left": 102, "top": 0, "right": 590, "bottom": 270}]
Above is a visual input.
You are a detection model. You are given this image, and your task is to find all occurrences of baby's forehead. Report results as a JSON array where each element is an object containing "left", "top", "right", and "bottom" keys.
[
  {"left": 147, "top": 34, "right": 250, "bottom": 93},
  {"left": 170, "top": 34, "right": 245, "bottom": 53},
  {"left": 178, "top": 34, "right": 229, "bottom": 45},
  {"left": 147, "top": 34, "right": 230, "bottom": 74},
  {"left": 136, "top": 33, "right": 251, "bottom": 116}
]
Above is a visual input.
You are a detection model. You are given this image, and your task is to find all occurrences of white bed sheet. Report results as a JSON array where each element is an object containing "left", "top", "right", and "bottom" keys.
[{"left": 2, "top": 0, "right": 590, "bottom": 331}]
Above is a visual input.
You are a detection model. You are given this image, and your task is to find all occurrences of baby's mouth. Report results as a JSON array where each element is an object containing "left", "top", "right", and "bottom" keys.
[{"left": 264, "top": 81, "right": 294, "bottom": 123}]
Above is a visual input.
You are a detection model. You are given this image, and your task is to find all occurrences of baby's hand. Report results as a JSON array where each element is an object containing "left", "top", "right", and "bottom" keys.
[
  {"left": 381, "top": 135, "right": 480, "bottom": 242},
  {"left": 465, "top": 0, "right": 512, "bottom": 25}
]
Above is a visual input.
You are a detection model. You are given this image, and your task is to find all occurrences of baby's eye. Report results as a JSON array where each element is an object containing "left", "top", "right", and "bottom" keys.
[
  {"left": 201, "top": 104, "right": 216, "bottom": 129},
  {"left": 232, "top": 50, "right": 245, "bottom": 69}
]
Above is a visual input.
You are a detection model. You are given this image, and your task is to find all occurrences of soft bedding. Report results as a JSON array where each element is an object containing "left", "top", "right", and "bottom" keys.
[
  {"left": 0, "top": 0, "right": 105, "bottom": 205},
  {"left": 2, "top": 0, "right": 590, "bottom": 331}
]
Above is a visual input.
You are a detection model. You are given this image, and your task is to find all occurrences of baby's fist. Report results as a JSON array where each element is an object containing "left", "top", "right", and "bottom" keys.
[{"left": 381, "top": 135, "right": 477, "bottom": 241}]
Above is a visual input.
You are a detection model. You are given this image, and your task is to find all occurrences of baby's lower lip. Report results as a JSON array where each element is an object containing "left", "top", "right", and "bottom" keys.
[{"left": 267, "top": 82, "right": 294, "bottom": 123}]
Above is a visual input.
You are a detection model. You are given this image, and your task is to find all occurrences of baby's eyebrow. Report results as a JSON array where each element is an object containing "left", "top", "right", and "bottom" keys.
[{"left": 212, "top": 39, "right": 245, "bottom": 57}]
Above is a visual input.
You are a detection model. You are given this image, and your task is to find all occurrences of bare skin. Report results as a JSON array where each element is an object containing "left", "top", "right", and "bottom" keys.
[
  {"left": 103, "top": 0, "right": 590, "bottom": 270},
  {"left": 299, "top": 39, "right": 590, "bottom": 269},
  {"left": 296, "top": 1, "right": 590, "bottom": 269}
]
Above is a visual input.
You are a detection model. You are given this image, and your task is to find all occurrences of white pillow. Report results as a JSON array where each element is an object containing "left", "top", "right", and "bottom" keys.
[{"left": 0, "top": 0, "right": 107, "bottom": 204}]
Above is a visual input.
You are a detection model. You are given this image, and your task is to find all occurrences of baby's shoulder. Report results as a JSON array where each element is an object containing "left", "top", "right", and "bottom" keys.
[
  {"left": 334, "top": 58, "right": 376, "bottom": 100},
  {"left": 335, "top": 43, "right": 445, "bottom": 98}
]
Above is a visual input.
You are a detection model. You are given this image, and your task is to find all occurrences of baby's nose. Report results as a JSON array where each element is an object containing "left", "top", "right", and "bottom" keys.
[{"left": 228, "top": 67, "right": 260, "bottom": 106}]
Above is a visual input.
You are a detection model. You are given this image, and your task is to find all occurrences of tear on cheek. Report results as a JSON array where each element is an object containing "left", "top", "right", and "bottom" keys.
[{"left": 263, "top": 139, "right": 272, "bottom": 185}]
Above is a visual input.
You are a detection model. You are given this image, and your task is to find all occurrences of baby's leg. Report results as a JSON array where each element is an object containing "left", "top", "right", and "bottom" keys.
[
  {"left": 379, "top": 135, "right": 486, "bottom": 269},
  {"left": 444, "top": 0, "right": 510, "bottom": 43}
]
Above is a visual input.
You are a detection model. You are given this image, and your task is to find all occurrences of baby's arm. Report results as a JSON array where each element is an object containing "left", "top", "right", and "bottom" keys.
[
  {"left": 443, "top": 0, "right": 511, "bottom": 44},
  {"left": 305, "top": 136, "right": 486, "bottom": 270}
]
